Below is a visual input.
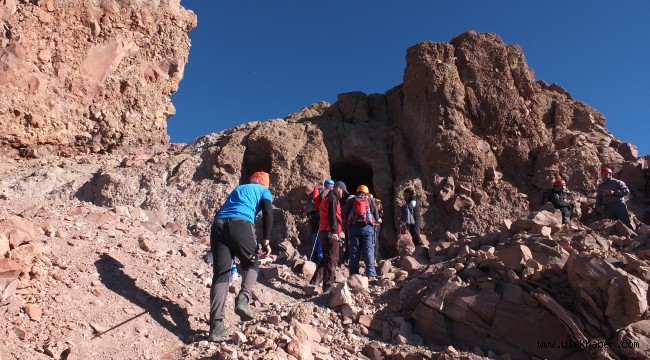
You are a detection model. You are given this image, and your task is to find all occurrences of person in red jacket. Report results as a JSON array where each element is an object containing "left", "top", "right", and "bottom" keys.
[{"left": 310, "top": 181, "right": 348, "bottom": 294}]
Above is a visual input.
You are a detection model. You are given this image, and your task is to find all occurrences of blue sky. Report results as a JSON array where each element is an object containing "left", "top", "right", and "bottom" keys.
[{"left": 171, "top": 1, "right": 649, "bottom": 156}]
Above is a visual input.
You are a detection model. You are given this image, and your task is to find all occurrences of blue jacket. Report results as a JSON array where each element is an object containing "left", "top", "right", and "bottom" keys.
[{"left": 596, "top": 179, "right": 629, "bottom": 207}]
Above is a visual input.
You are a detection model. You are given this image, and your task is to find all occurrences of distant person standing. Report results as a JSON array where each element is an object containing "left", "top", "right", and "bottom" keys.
[
  {"left": 548, "top": 179, "right": 573, "bottom": 224},
  {"left": 208, "top": 171, "right": 273, "bottom": 342},
  {"left": 400, "top": 188, "right": 423, "bottom": 246},
  {"left": 370, "top": 194, "right": 383, "bottom": 259},
  {"left": 596, "top": 167, "right": 633, "bottom": 230}
]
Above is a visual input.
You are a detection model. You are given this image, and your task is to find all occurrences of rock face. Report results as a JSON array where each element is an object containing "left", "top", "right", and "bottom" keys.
[
  {"left": 74, "top": 31, "right": 648, "bottom": 259},
  {"left": 0, "top": 0, "right": 196, "bottom": 156},
  {"left": 1, "top": 25, "right": 650, "bottom": 360}
]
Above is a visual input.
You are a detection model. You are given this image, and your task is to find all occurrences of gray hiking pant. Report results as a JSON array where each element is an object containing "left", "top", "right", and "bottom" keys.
[
  {"left": 603, "top": 201, "right": 633, "bottom": 230},
  {"left": 209, "top": 218, "right": 259, "bottom": 323}
]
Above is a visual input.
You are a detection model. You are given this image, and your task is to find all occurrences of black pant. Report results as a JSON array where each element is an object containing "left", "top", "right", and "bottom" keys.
[
  {"left": 408, "top": 223, "right": 423, "bottom": 246},
  {"left": 559, "top": 207, "right": 571, "bottom": 224},
  {"left": 311, "top": 231, "right": 339, "bottom": 290},
  {"left": 209, "top": 218, "right": 259, "bottom": 322}
]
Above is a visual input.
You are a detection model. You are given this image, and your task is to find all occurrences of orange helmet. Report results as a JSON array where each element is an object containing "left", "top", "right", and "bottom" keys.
[
  {"left": 601, "top": 167, "right": 613, "bottom": 174},
  {"left": 356, "top": 185, "right": 369, "bottom": 194},
  {"left": 553, "top": 179, "right": 566, "bottom": 186},
  {"left": 249, "top": 171, "right": 270, "bottom": 188}
]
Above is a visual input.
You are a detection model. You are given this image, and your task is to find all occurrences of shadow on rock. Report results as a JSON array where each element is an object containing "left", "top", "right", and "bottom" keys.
[{"left": 95, "top": 253, "right": 198, "bottom": 343}]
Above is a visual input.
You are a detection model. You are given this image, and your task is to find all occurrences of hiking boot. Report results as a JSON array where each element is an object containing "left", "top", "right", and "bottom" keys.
[
  {"left": 208, "top": 319, "right": 229, "bottom": 342},
  {"left": 322, "top": 286, "right": 333, "bottom": 295},
  {"left": 234, "top": 294, "right": 255, "bottom": 321}
]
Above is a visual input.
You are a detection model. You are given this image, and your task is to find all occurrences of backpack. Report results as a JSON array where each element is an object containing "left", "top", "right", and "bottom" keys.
[
  {"left": 348, "top": 195, "right": 374, "bottom": 225},
  {"left": 373, "top": 198, "right": 383, "bottom": 218},
  {"left": 540, "top": 191, "right": 550, "bottom": 207}
]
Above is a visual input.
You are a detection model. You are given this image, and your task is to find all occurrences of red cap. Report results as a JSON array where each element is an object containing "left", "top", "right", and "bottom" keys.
[
  {"left": 553, "top": 179, "right": 566, "bottom": 186},
  {"left": 601, "top": 167, "right": 613, "bottom": 174}
]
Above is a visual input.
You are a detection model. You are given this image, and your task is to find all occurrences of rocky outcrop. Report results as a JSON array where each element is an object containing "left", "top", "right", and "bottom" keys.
[
  {"left": 70, "top": 31, "right": 648, "bottom": 260},
  {"left": 1, "top": 25, "right": 649, "bottom": 360},
  {"left": 0, "top": 0, "right": 196, "bottom": 156}
]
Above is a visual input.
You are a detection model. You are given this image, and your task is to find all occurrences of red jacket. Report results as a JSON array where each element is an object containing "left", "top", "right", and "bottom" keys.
[{"left": 319, "top": 190, "right": 342, "bottom": 233}]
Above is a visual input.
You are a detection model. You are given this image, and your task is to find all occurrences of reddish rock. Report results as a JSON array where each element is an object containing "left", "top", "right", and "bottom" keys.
[
  {"left": 359, "top": 314, "right": 383, "bottom": 332},
  {"left": 24, "top": 304, "right": 42, "bottom": 321}
]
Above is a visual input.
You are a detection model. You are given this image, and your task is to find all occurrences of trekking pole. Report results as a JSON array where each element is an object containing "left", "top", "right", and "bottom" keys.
[{"left": 309, "top": 229, "right": 320, "bottom": 261}]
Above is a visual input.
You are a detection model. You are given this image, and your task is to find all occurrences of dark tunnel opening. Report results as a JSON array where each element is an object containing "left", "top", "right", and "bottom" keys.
[{"left": 330, "top": 157, "right": 375, "bottom": 198}]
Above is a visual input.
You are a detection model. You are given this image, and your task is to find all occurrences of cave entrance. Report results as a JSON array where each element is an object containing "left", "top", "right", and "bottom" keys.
[
  {"left": 330, "top": 157, "right": 374, "bottom": 198},
  {"left": 240, "top": 144, "right": 273, "bottom": 185}
]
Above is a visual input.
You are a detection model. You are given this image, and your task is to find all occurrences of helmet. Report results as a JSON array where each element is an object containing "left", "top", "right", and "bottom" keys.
[
  {"left": 601, "top": 167, "right": 613, "bottom": 174},
  {"left": 552, "top": 179, "right": 566, "bottom": 186},
  {"left": 324, "top": 179, "right": 335, "bottom": 187},
  {"left": 356, "top": 185, "right": 369, "bottom": 194},
  {"left": 249, "top": 171, "right": 270, "bottom": 188}
]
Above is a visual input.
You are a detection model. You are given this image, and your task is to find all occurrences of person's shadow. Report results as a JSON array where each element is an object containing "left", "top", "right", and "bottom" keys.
[{"left": 94, "top": 254, "right": 198, "bottom": 342}]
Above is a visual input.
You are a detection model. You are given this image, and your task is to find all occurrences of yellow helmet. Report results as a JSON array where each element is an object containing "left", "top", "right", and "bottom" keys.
[{"left": 356, "top": 185, "right": 369, "bottom": 194}]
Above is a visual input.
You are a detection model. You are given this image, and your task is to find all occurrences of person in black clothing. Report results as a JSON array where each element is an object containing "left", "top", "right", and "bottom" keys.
[
  {"left": 400, "top": 188, "right": 423, "bottom": 246},
  {"left": 548, "top": 179, "right": 572, "bottom": 224}
]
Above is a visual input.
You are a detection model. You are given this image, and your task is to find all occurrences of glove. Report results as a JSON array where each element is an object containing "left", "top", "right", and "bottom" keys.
[{"left": 259, "top": 240, "right": 271, "bottom": 257}]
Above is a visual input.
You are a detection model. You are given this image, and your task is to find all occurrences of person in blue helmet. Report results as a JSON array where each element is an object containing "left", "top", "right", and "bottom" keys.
[{"left": 208, "top": 171, "right": 273, "bottom": 342}]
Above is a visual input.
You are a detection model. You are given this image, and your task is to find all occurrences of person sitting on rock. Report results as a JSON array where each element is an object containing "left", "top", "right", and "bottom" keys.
[
  {"left": 548, "top": 179, "right": 573, "bottom": 224},
  {"left": 208, "top": 171, "right": 273, "bottom": 342},
  {"left": 345, "top": 185, "right": 381, "bottom": 278},
  {"left": 400, "top": 188, "right": 423, "bottom": 246},
  {"left": 596, "top": 167, "right": 634, "bottom": 230}
]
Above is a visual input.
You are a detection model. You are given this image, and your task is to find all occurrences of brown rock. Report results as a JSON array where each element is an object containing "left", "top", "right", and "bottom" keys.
[
  {"left": 292, "top": 320, "right": 321, "bottom": 343},
  {"left": 567, "top": 254, "right": 648, "bottom": 330},
  {"left": 347, "top": 274, "right": 369, "bottom": 293},
  {"left": 377, "top": 260, "right": 393, "bottom": 276},
  {"left": 616, "top": 320, "right": 650, "bottom": 359},
  {"left": 329, "top": 282, "right": 353, "bottom": 308},
  {"left": 497, "top": 245, "right": 532, "bottom": 272},
  {"left": 0, "top": 259, "right": 24, "bottom": 279},
  {"left": 0, "top": 233, "right": 8, "bottom": 257},
  {"left": 359, "top": 314, "right": 383, "bottom": 332},
  {"left": 24, "top": 304, "right": 42, "bottom": 321},
  {"left": 287, "top": 339, "right": 314, "bottom": 360},
  {"left": 400, "top": 256, "right": 423, "bottom": 274}
]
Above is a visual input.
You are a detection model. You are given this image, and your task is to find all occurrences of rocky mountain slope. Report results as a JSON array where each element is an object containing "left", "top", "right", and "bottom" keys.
[
  {"left": 1, "top": 1, "right": 649, "bottom": 359},
  {"left": 0, "top": 0, "right": 196, "bottom": 156}
]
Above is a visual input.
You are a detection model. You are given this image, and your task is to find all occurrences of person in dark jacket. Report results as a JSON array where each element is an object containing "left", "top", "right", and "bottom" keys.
[
  {"left": 310, "top": 181, "right": 348, "bottom": 294},
  {"left": 400, "top": 188, "right": 423, "bottom": 246},
  {"left": 548, "top": 179, "right": 573, "bottom": 224},
  {"left": 344, "top": 185, "right": 381, "bottom": 278},
  {"left": 208, "top": 171, "right": 273, "bottom": 342},
  {"left": 596, "top": 167, "right": 633, "bottom": 230}
]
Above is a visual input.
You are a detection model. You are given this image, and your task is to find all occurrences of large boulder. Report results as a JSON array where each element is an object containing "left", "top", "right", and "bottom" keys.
[{"left": 0, "top": 1, "right": 197, "bottom": 155}]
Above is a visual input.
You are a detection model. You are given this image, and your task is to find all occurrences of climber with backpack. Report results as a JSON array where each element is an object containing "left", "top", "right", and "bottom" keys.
[{"left": 345, "top": 185, "right": 381, "bottom": 278}]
